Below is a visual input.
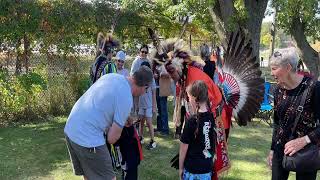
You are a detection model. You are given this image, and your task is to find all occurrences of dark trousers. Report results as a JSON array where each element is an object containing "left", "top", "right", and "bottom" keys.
[
  {"left": 156, "top": 89, "right": 169, "bottom": 134},
  {"left": 272, "top": 150, "right": 317, "bottom": 180},
  {"left": 175, "top": 106, "right": 186, "bottom": 135},
  {"left": 122, "top": 167, "right": 138, "bottom": 180}
]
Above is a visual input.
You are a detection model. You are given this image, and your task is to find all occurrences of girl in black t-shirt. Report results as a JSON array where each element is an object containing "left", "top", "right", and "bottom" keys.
[{"left": 179, "top": 80, "right": 216, "bottom": 180}]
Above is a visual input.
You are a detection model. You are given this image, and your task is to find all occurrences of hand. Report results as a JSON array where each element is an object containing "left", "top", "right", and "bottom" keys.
[
  {"left": 152, "top": 106, "right": 157, "bottom": 114},
  {"left": 267, "top": 150, "right": 274, "bottom": 169},
  {"left": 284, "top": 137, "right": 308, "bottom": 156},
  {"left": 179, "top": 169, "right": 183, "bottom": 180},
  {"left": 125, "top": 116, "right": 134, "bottom": 127},
  {"left": 165, "top": 64, "right": 180, "bottom": 82}
]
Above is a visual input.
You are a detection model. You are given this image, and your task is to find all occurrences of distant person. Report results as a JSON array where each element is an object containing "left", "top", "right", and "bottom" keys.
[
  {"left": 138, "top": 61, "right": 157, "bottom": 149},
  {"left": 201, "top": 44, "right": 215, "bottom": 80},
  {"left": 297, "top": 59, "right": 304, "bottom": 72},
  {"left": 116, "top": 50, "right": 129, "bottom": 77},
  {"left": 210, "top": 49, "right": 217, "bottom": 62},
  {"left": 90, "top": 33, "right": 118, "bottom": 84},
  {"left": 64, "top": 67, "right": 153, "bottom": 180},
  {"left": 155, "top": 64, "right": 170, "bottom": 136},
  {"left": 130, "top": 45, "right": 150, "bottom": 75},
  {"left": 260, "top": 57, "right": 264, "bottom": 67},
  {"left": 130, "top": 45, "right": 150, "bottom": 116},
  {"left": 297, "top": 59, "right": 313, "bottom": 77}
]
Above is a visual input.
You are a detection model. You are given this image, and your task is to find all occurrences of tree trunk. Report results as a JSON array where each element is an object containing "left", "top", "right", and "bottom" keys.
[
  {"left": 178, "top": 16, "right": 189, "bottom": 39},
  {"left": 210, "top": 0, "right": 268, "bottom": 60},
  {"left": 290, "top": 17, "right": 320, "bottom": 79},
  {"left": 15, "top": 39, "right": 22, "bottom": 75},
  {"left": 244, "top": 0, "right": 268, "bottom": 60},
  {"left": 110, "top": 7, "right": 120, "bottom": 34},
  {"left": 208, "top": 5, "right": 227, "bottom": 47},
  {"left": 270, "top": 21, "right": 276, "bottom": 59},
  {"left": 23, "top": 34, "right": 30, "bottom": 73},
  {"left": 211, "top": 0, "right": 236, "bottom": 40}
]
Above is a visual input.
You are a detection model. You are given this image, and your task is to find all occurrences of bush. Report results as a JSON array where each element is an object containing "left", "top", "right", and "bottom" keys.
[
  {"left": 0, "top": 68, "right": 91, "bottom": 126},
  {"left": 0, "top": 69, "right": 48, "bottom": 126}
]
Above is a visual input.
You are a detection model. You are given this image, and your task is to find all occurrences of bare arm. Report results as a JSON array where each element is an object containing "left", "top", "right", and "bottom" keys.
[
  {"left": 179, "top": 143, "right": 188, "bottom": 179},
  {"left": 152, "top": 89, "right": 156, "bottom": 112},
  {"left": 107, "top": 122, "right": 123, "bottom": 144}
]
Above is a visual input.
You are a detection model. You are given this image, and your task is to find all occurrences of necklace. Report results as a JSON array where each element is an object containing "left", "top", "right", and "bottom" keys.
[{"left": 283, "top": 90, "right": 287, "bottom": 99}]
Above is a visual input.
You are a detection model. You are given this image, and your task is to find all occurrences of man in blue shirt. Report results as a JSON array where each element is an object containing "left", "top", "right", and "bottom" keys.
[{"left": 64, "top": 66, "right": 153, "bottom": 180}]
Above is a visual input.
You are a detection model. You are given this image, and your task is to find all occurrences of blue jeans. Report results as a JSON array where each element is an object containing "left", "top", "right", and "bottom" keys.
[
  {"left": 156, "top": 89, "right": 169, "bottom": 134},
  {"left": 183, "top": 169, "right": 211, "bottom": 180}
]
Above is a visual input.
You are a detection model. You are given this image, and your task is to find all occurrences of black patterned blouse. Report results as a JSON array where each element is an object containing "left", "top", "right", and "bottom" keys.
[{"left": 271, "top": 76, "right": 320, "bottom": 154}]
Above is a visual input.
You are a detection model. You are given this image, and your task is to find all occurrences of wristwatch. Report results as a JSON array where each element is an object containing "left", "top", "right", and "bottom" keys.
[{"left": 304, "top": 135, "right": 311, "bottom": 144}]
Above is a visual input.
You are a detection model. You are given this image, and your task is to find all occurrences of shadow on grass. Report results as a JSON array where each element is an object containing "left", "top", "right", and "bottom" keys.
[
  {"left": 0, "top": 117, "right": 70, "bottom": 180},
  {"left": 0, "top": 101, "right": 280, "bottom": 180},
  {"left": 136, "top": 135, "right": 180, "bottom": 180},
  {"left": 0, "top": 116, "right": 181, "bottom": 180}
]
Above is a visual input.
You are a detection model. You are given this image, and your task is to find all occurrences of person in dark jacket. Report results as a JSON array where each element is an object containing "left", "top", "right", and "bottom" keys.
[
  {"left": 267, "top": 48, "right": 320, "bottom": 180},
  {"left": 118, "top": 119, "right": 143, "bottom": 180},
  {"left": 200, "top": 44, "right": 215, "bottom": 80}
]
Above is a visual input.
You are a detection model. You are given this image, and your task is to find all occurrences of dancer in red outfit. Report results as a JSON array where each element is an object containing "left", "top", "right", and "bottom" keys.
[{"left": 149, "top": 28, "right": 264, "bottom": 179}]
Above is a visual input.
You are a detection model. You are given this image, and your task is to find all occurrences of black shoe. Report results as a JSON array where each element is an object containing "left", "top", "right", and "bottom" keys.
[{"left": 146, "top": 140, "right": 157, "bottom": 150}]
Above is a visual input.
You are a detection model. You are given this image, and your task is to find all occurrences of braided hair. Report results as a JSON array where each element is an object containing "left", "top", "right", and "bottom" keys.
[{"left": 186, "top": 80, "right": 209, "bottom": 138}]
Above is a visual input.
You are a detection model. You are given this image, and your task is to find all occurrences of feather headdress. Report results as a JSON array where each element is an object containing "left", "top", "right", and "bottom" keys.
[
  {"left": 149, "top": 28, "right": 264, "bottom": 126},
  {"left": 221, "top": 30, "right": 264, "bottom": 125},
  {"left": 96, "top": 32, "right": 119, "bottom": 58}
]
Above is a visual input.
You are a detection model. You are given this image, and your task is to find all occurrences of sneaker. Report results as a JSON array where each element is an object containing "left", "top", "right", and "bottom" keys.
[
  {"left": 139, "top": 136, "right": 144, "bottom": 144},
  {"left": 146, "top": 140, "right": 157, "bottom": 150}
]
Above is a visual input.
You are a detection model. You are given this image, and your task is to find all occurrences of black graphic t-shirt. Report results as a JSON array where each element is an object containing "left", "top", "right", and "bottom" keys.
[{"left": 180, "top": 112, "right": 215, "bottom": 174}]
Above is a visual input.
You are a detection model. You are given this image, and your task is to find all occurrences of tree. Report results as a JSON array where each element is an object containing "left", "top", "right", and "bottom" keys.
[
  {"left": 115, "top": 0, "right": 215, "bottom": 52},
  {"left": 273, "top": 0, "right": 320, "bottom": 78},
  {"left": 0, "top": 0, "right": 42, "bottom": 74},
  {"left": 209, "top": 0, "right": 269, "bottom": 60}
]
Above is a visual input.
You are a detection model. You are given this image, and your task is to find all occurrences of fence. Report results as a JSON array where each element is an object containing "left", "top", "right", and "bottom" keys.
[{"left": 0, "top": 52, "right": 93, "bottom": 126}]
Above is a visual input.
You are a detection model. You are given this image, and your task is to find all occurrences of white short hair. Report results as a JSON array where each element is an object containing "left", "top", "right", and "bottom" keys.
[{"left": 270, "top": 48, "right": 299, "bottom": 72}]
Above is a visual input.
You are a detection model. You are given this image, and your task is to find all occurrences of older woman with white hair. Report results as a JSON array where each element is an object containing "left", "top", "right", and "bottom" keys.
[{"left": 266, "top": 48, "right": 320, "bottom": 180}]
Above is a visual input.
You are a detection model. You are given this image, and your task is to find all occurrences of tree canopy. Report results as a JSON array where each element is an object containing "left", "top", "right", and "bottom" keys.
[{"left": 272, "top": 0, "right": 320, "bottom": 78}]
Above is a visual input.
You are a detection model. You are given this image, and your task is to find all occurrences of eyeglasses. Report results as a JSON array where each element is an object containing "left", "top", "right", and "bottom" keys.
[
  {"left": 117, "top": 60, "right": 124, "bottom": 63},
  {"left": 141, "top": 51, "right": 148, "bottom": 54},
  {"left": 273, "top": 51, "right": 282, "bottom": 58}
]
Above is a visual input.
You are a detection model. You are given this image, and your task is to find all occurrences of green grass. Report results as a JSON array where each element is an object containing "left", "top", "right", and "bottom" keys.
[{"left": 0, "top": 116, "right": 319, "bottom": 179}]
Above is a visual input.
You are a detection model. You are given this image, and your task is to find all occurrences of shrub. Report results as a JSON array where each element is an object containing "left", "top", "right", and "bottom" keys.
[
  {"left": 0, "top": 69, "right": 48, "bottom": 126},
  {"left": 0, "top": 56, "right": 91, "bottom": 127}
]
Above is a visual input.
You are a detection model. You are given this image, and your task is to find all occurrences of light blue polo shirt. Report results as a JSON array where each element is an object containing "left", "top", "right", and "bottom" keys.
[{"left": 64, "top": 73, "right": 133, "bottom": 148}]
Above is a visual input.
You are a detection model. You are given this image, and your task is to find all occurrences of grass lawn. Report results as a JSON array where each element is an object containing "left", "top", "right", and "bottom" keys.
[{"left": 0, "top": 116, "right": 319, "bottom": 180}]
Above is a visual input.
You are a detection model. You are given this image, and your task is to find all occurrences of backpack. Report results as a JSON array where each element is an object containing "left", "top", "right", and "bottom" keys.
[{"left": 90, "top": 54, "right": 117, "bottom": 85}]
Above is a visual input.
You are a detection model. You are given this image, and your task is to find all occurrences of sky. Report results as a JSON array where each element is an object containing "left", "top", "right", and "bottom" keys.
[
  {"left": 83, "top": 0, "right": 276, "bottom": 22},
  {"left": 263, "top": 1, "right": 276, "bottom": 22},
  {"left": 263, "top": 13, "right": 275, "bottom": 22}
]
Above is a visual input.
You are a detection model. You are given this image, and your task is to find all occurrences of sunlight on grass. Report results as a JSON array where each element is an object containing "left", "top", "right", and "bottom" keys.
[{"left": 1, "top": 113, "right": 319, "bottom": 179}]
